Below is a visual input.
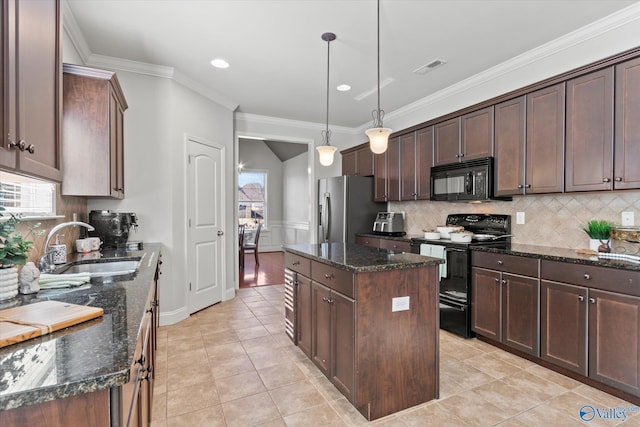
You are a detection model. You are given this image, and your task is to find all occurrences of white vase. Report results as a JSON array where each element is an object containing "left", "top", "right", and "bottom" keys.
[
  {"left": 0, "top": 266, "right": 19, "bottom": 301},
  {"left": 589, "top": 239, "right": 610, "bottom": 252}
]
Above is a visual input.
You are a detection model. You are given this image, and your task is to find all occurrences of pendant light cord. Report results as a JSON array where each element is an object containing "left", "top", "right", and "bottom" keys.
[
  {"left": 372, "top": 0, "right": 384, "bottom": 128},
  {"left": 321, "top": 33, "right": 335, "bottom": 145}
]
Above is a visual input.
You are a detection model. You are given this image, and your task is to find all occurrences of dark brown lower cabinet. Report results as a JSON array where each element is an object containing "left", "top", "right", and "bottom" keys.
[
  {"left": 472, "top": 267, "right": 539, "bottom": 356},
  {"left": 589, "top": 289, "right": 640, "bottom": 396},
  {"left": 296, "top": 275, "right": 312, "bottom": 357},
  {"left": 541, "top": 280, "right": 588, "bottom": 375},
  {"left": 311, "top": 281, "right": 355, "bottom": 401}
]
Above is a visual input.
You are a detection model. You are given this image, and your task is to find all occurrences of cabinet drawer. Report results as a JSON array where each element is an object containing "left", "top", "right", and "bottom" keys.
[
  {"left": 540, "top": 260, "right": 640, "bottom": 296},
  {"left": 311, "top": 261, "right": 354, "bottom": 298},
  {"left": 379, "top": 239, "right": 411, "bottom": 253},
  {"left": 472, "top": 251, "right": 539, "bottom": 276},
  {"left": 355, "top": 235, "right": 381, "bottom": 248},
  {"left": 285, "top": 252, "right": 311, "bottom": 276}
]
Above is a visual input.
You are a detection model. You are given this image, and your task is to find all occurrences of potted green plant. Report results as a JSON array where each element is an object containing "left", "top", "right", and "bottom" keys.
[
  {"left": 0, "top": 207, "right": 40, "bottom": 300},
  {"left": 581, "top": 219, "right": 613, "bottom": 252}
]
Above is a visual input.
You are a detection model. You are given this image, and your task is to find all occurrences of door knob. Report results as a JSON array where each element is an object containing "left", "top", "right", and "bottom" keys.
[{"left": 217, "top": 230, "right": 224, "bottom": 236}]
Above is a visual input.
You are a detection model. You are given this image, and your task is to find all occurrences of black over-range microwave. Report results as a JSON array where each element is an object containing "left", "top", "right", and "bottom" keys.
[{"left": 430, "top": 157, "right": 511, "bottom": 202}]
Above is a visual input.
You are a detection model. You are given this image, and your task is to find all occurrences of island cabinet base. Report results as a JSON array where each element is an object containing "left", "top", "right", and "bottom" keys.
[
  {"left": 286, "top": 245, "right": 441, "bottom": 421},
  {"left": 354, "top": 267, "right": 440, "bottom": 420},
  {"left": 0, "top": 389, "right": 110, "bottom": 427}
]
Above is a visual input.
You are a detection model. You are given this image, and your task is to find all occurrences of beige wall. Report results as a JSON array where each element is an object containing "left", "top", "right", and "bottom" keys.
[{"left": 390, "top": 190, "right": 640, "bottom": 252}]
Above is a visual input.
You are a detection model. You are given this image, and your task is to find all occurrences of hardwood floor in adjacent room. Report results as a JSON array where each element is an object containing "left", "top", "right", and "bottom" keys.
[{"left": 240, "top": 251, "right": 285, "bottom": 288}]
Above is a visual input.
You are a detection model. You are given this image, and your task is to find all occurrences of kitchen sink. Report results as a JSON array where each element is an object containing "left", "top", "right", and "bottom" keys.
[{"left": 54, "top": 258, "right": 141, "bottom": 278}]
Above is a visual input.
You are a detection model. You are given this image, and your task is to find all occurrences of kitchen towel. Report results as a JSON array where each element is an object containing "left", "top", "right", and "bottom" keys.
[{"left": 419, "top": 244, "right": 447, "bottom": 280}]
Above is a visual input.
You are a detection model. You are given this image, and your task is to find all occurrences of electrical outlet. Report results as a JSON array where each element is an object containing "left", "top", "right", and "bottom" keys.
[
  {"left": 622, "top": 211, "right": 635, "bottom": 226},
  {"left": 516, "top": 212, "right": 525, "bottom": 225}
]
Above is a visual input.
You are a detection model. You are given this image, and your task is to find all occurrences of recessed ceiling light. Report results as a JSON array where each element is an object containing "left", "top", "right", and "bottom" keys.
[
  {"left": 210, "top": 58, "right": 230, "bottom": 69},
  {"left": 337, "top": 84, "right": 351, "bottom": 92}
]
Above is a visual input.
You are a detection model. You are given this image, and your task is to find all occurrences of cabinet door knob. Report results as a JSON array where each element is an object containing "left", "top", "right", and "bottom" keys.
[
  {"left": 524, "top": 184, "right": 531, "bottom": 188},
  {"left": 292, "top": 261, "right": 300, "bottom": 266},
  {"left": 494, "top": 278, "right": 500, "bottom": 283},
  {"left": 584, "top": 274, "right": 590, "bottom": 280},
  {"left": 501, "top": 279, "right": 507, "bottom": 284},
  {"left": 324, "top": 273, "right": 334, "bottom": 279},
  {"left": 589, "top": 297, "right": 596, "bottom": 304},
  {"left": 603, "top": 177, "right": 611, "bottom": 183},
  {"left": 615, "top": 177, "right": 623, "bottom": 182},
  {"left": 497, "top": 260, "right": 503, "bottom": 265},
  {"left": 7, "top": 139, "right": 17, "bottom": 150},
  {"left": 517, "top": 184, "right": 523, "bottom": 189},
  {"left": 17, "top": 140, "right": 27, "bottom": 151},
  {"left": 578, "top": 295, "right": 584, "bottom": 302},
  {"left": 322, "top": 296, "right": 328, "bottom": 302}
]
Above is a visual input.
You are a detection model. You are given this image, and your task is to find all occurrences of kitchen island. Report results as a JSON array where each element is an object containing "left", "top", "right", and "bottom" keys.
[
  {"left": 0, "top": 243, "right": 162, "bottom": 427},
  {"left": 284, "top": 243, "right": 442, "bottom": 421}
]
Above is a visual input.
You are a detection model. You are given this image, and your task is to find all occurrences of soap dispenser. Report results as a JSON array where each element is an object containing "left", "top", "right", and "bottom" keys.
[{"left": 50, "top": 234, "right": 67, "bottom": 265}]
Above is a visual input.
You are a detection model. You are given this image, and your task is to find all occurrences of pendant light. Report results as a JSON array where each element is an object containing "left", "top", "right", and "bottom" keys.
[
  {"left": 366, "top": 0, "right": 392, "bottom": 154},
  {"left": 316, "top": 32, "right": 338, "bottom": 167}
]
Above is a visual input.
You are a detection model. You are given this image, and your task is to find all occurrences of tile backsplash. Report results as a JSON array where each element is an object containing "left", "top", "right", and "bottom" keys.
[
  {"left": 390, "top": 190, "right": 640, "bottom": 253},
  {"left": 14, "top": 186, "right": 88, "bottom": 265}
]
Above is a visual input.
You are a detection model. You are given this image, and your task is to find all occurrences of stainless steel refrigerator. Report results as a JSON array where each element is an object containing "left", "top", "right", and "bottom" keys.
[{"left": 318, "top": 176, "right": 384, "bottom": 243}]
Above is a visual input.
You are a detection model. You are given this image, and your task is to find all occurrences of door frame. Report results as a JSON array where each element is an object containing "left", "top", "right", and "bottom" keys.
[
  {"left": 184, "top": 134, "right": 227, "bottom": 312},
  {"left": 234, "top": 131, "right": 315, "bottom": 279}
]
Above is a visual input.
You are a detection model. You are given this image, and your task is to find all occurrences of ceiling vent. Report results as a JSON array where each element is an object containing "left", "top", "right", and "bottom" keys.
[{"left": 413, "top": 59, "right": 447, "bottom": 75}]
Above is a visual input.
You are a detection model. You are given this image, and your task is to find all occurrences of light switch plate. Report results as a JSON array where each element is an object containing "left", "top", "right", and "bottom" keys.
[
  {"left": 392, "top": 296, "right": 410, "bottom": 312},
  {"left": 622, "top": 211, "right": 635, "bottom": 226},
  {"left": 516, "top": 212, "right": 525, "bottom": 225}
]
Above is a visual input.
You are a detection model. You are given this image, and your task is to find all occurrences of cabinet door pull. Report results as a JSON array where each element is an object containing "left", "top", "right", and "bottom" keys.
[
  {"left": 324, "top": 273, "right": 334, "bottom": 279},
  {"left": 322, "top": 296, "right": 328, "bottom": 302},
  {"left": 603, "top": 177, "right": 611, "bottom": 183},
  {"left": 578, "top": 295, "right": 584, "bottom": 302},
  {"left": 327, "top": 297, "right": 334, "bottom": 304},
  {"left": 524, "top": 184, "right": 531, "bottom": 188},
  {"left": 17, "top": 140, "right": 27, "bottom": 151},
  {"left": 7, "top": 139, "right": 17, "bottom": 150},
  {"left": 614, "top": 177, "right": 623, "bottom": 182},
  {"left": 494, "top": 278, "right": 500, "bottom": 283},
  {"left": 589, "top": 298, "right": 596, "bottom": 304},
  {"left": 497, "top": 260, "right": 503, "bottom": 265},
  {"left": 517, "top": 184, "right": 523, "bottom": 189},
  {"left": 292, "top": 261, "right": 300, "bottom": 266},
  {"left": 584, "top": 274, "right": 590, "bottom": 280},
  {"left": 501, "top": 279, "right": 507, "bottom": 285},
  {"left": 26, "top": 144, "right": 35, "bottom": 154}
]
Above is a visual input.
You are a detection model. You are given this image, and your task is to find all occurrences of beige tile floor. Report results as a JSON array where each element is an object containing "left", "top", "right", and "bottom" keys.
[{"left": 151, "top": 285, "right": 638, "bottom": 426}]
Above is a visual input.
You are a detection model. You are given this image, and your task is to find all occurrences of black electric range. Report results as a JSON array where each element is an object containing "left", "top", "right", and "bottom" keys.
[{"left": 410, "top": 214, "right": 511, "bottom": 338}]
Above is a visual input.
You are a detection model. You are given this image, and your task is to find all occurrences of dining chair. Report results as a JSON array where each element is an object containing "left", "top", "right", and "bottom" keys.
[
  {"left": 238, "top": 224, "right": 246, "bottom": 268},
  {"left": 242, "top": 223, "right": 262, "bottom": 265}
]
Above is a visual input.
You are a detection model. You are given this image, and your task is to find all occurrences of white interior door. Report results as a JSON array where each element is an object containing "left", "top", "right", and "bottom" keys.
[{"left": 187, "top": 138, "right": 224, "bottom": 313}]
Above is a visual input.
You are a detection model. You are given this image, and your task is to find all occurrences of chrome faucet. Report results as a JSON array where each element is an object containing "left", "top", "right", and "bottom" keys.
[{"left": 39, "top": 221, "right": 95, "bottom": 272}]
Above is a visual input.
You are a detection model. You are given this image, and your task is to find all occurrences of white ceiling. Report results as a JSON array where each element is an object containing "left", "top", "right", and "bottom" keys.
[{"left": 65, "top": 0, "right": 638, "bottom": 129}]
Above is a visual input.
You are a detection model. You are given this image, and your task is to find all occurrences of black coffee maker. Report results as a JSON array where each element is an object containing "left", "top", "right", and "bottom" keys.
[{"left": 88, "top": 210, "right": 138, "bottom": 249}]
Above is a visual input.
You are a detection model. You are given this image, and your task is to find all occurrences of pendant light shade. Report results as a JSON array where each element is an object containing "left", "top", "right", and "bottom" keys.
[
  {"left": 317, "top": 32, "right": 337, "bottom": 167},
  {"left": 366, "top": 126, "right": 392, "bottom": 154},
  {"left": 366, "top": 0, "right": 392, "bottom": 154},
  {"left": 317, "top": 144, "right": 337, "bottom": 166}
]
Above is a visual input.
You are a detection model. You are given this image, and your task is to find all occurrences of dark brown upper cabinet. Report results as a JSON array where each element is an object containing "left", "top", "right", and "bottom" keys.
[
  {"left": 614, "top": 57, "right": 640, "bottom": 190},
  {"left": 415, "top": 127, "right": 433, "bottom": 200},
  {"left": 433, "top": 117, "right": 460, "bottom": 165},
  {"left": 526, "top": 83, "right": 565, "bottom": 194},
  {"left": 386, "top": 136, "right": 400, "bottom": 201},
  {"left": 494, "top": 96, "right": 526, "bottom": 196},
  {"left": 461, "top": 106, "right": 494, "bottom": 160},
  {"left": 342, "top": 144, "right": 374, "bottom": 177},
  {"left": 0, "top": 0, "right": 63, "bottom": 182},
  {"left": 373, "top": 151, "right": 387, "bottom": 202},
  {"left": 62, "top": 64, "right": 128, "bottom": 198},
  {"left": 400, "top": 132, "right": 416, "bottom": 201},
  {"left": 565, "top": 67, "right": 614, "bottom": 192}
]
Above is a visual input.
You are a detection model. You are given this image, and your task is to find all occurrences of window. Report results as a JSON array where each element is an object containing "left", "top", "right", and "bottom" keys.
[
  {"left": 0, "top": 171, "right": 56, "bottom": 217},
  {"left": 238, "top": 170, "right": 267, "bottom": 229}
]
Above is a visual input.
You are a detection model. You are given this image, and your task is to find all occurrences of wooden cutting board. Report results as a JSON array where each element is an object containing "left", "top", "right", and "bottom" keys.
[{"left": 0, "top": 300, "right": 104, "bottom": 348}]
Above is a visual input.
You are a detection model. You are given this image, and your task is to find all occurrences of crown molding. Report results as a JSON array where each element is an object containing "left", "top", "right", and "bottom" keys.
[
  {"left": 377, "top": 2, "right": 640, "bottom": 131},
  {"left": 85, "top": 54, "right": 175, "bottom": 78},
  {"left": 62, "top": 0, "right": 92, "bottom": 64},
  {"left": 235, "top": 112, "right": 359, "bottom": 134},
  {"left": 172, "top": 69, "right": 239, "bottom": 111}
]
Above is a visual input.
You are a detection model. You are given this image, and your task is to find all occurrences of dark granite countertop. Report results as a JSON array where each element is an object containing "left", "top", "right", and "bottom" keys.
[
  {"left": 0, "top": 243, "right": 161, "bottom": 411},
  {"left": 284, "top": 243, "right": 442, "bottom": 273},
  {"left": 471, "top": 243, "right": 640, "bottom": 272}
]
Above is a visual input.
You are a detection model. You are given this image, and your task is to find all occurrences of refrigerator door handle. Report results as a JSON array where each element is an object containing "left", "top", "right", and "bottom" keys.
[{"left": 323, "top": 193, "right": 331, "bottom": 241}]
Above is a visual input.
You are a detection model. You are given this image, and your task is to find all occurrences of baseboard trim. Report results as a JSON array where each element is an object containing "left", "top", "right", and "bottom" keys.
[{"left": 158, "top": 306, "right": 188, "bottom": 326}]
